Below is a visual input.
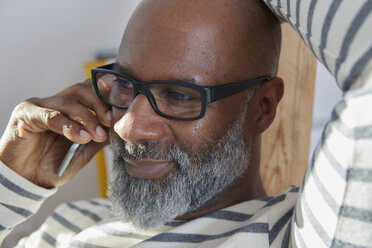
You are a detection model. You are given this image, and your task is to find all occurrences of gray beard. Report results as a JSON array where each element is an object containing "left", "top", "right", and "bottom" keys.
[{"left": 108, "top": 104, "right": 251, "bottom": 230}]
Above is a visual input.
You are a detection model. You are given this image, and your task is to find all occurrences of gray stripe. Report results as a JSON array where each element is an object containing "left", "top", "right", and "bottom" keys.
[
  {"left": 286, "top": 0, "right": 291, "bottom": 20},
  {"left": 332, "top": 239, "right": 369, "bottom": 248},
  {"left": 146, "top": 222, "right": 268, "bottom": 243},
  {"left": 294, "top": 0, "right": 307, "bottom": 42},
  {"left": 0, "top": 173, "right": 43, "bottom": 201},
  {"left": 322, "top": 131, "right": 372, "bottom": 183},
  {"left": 52, "top": 212, "right": 82, "bottom": 233},
  {"left": 66, "top": 202, "right": 102, "bottom": 222},
  {"left": 319, "top": 0, "right": 343, "bottom": 67},
  {"left": 335, "top": 1, "right": 372, "bottom": 84},
  {"left": 41, "top": 231, "right": 58, "bottom": 247},
  {"left": 295, "top": 0, "right": 300, "bottom": 30},
  {"left": 321, "top": 126, "right": 348, "bottom": 179},
  {"left": 280, "top": 220, "right": 291, "bottom": 248},
  {"left": 95, "top": 225, "right": 150, "bottom": 240},
  {"left": 276, "top": 0, "right": 282, "bottom": 13},
  {"left": 264, "top": 194, "right": 286, "bottom": 207},
  {"left": 1, "top": 203, "right": 32, "bottom": 217},
  {"left": 88, "top": 199, "right": 111, "bottom": 209},
  {"left": 257, "top": 196, "right": 274, "bottom": 202},
  {"left": 345, "top": 86, "right": 372, "bottom": 98},
  {"left": 348, "top": 168, "right": 372, "bottom": 182},
  {"left": 340, "top": 205, "right": 372, "bottom": 223},
  {"left": 310, "top": 167, "right": 339, "bottom": 214},
  {"left": 289, "top": 186, "right": 300, "bottom": 192},
  {"left": 269, "top": 208, "right": 294, "bottom": 244},
  {"left": 164, "top": 220, "right": 186, "bottom": 227},
  {"left": 203, "top": 210, "right": 252, "bottom": 222},
  {"left": 343, "top": 44, "right": 372, "bottom": 90},
  {"left": 302, "top": 197, "right": 331, "bottom": 246},
  {"left": 305, "top": 0, "right": 319, "bottom": 56},
  {"left": 70, "top": 240, "right": 110, "bottom": 248}
]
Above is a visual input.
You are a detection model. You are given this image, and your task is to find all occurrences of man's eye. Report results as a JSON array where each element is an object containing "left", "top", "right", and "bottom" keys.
[
  {"left": 114, "top": 79, "right": 133, "bottom": 89},
  {"left": 166, "top": 91, "right": 196, "bottom": 101}
]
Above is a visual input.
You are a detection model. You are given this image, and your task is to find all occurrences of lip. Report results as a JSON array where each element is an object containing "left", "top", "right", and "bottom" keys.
[{"left": 123, "top": 157, "right": 175, "bottom": 179}]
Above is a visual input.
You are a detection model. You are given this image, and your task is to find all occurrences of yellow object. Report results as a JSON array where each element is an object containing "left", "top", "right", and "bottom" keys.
[{"left": 84, "top": 60, "right": 109, "bottom": 198}]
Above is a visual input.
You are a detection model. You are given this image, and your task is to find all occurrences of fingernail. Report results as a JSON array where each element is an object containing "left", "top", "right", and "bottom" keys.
[
  {"left": 80, "top": 130, "right": 91, "bottom": 139},
  {"left": 96, "top": 126, "right": 106, "bottom": 137},
  {"left": 106, "top": 110, "right": 112, "bottom": 122}
]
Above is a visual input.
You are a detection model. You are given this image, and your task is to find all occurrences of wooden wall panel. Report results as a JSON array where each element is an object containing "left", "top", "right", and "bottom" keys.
[{"left": 260, "top": 24, "right": 317, "bottom": 196}]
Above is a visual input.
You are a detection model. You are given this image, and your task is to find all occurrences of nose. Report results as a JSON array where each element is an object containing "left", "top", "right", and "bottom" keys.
[{"left": 113, "top": 94, "right": 169, "bottom": 145}]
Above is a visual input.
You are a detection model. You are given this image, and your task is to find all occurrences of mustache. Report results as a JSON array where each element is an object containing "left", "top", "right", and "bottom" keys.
[{"left": 109, "top": 131, "right": 191, "bottom": 169}]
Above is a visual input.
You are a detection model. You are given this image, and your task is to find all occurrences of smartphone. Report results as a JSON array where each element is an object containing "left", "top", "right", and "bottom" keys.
[{"left": 57, "top": 143, "right": 82, "bottom": 177}]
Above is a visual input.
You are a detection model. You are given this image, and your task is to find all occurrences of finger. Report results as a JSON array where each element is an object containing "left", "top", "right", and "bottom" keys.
[
  {"left": 57, "top": 79, "right": 112, "bottom": 127},
  {"left": 36, "top": 96, "right": 108, "bottom": 143},
  {"left": 20, "top": 103, "right": 93, "bottom": 144}
]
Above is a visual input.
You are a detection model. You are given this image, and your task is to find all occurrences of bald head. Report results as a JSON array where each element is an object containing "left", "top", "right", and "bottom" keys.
[
  {"left": 109, "top": 0, "right": 283, "bottom": 227},
  {"left": 117, "top": 0, "right": 281, "bottom": 86}
]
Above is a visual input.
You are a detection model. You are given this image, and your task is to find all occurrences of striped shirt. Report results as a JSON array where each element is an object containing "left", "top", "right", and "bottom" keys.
[{"left": 1, "top": 0, "right": 372, "bottom": 247}]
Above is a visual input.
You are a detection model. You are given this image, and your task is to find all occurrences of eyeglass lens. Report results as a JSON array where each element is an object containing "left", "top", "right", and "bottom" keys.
[{"left": 95, "top": 72, "right": 203, "bottom": 119}]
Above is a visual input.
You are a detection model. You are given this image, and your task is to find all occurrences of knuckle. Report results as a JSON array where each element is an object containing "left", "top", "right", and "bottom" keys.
[
  {"left": 12, "top": 100, "right": 36, "bottom": 119},
  {"left": 14, "top": 102, "right": 28, "bottom": 113},
  {"left": 56, "top": 97, "right": 76, "bottom": 108},
  {"left": 43, "top": 110, "right": 61, "bottom": 126}
]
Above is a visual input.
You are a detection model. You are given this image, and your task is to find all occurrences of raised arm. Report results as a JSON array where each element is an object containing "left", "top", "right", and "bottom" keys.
[
  {"left": 0, "top": 79, "right": 111, "bottom": 245},
  {"left": 261, "top": 0, "right": 372, "bottom": 247}
]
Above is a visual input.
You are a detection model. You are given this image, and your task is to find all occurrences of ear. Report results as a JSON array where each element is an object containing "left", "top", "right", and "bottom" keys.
[{"left": 249, "top": 77, "right": 284, "bottom": 134}]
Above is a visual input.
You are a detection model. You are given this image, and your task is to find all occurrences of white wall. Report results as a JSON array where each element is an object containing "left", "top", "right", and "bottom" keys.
[
  {"left": 0, "top": 1, "right": 342, "bottom": 246},
  {"left": 0, "top": 1, "right": 141, "bottom": 247},
  {"left": 310, "top": 62, "right": 343, "bottom": 156}
]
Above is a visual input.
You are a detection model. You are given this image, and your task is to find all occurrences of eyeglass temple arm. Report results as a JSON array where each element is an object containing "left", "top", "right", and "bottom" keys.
[{"left": 206, "top": 77, "right": 270, "bottom": 103}]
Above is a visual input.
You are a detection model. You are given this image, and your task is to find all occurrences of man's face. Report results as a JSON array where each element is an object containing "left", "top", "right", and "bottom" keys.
[
  {"left": 106, "top": 0, "right": 272, "bottom": 229},
  {"left": 109, "top": 98, "right": 251, "bottom": 229}
]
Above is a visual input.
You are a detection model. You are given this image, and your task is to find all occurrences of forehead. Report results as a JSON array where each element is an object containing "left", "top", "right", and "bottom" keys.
[{"left": 116, "top": 1, "right": 260, "bottom": 87}]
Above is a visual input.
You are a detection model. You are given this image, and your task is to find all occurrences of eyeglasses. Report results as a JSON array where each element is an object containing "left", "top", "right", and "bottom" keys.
[{"left": 91, "top": 63, "right": 269, "bottom": 121}]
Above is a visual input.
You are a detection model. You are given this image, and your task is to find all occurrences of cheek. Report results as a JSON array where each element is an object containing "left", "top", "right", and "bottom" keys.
[{"left": 171, "top": 101, "right": 242, "bottom": 152}]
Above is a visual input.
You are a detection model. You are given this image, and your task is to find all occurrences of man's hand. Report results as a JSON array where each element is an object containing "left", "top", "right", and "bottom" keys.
[{"left": 0, "top": 79, "right": 111, "bottom": 188}]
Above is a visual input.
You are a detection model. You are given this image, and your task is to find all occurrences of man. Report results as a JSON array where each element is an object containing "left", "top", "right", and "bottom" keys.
[{"left": 0, "top": 0, "right": 371, "bottom": 247}]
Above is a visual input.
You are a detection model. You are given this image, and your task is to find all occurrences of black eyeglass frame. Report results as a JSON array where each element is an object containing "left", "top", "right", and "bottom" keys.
[{"left": 91, "top": 63, "right": 270, "bottom": 121}]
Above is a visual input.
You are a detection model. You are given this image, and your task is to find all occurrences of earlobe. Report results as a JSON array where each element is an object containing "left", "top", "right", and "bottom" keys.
[{"left": 251, "top": 77, "right": 284, "bottom": 134}]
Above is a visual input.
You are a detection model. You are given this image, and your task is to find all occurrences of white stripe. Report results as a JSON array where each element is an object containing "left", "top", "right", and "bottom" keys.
[
  {"left": 313, "top": 149, "right": 346, "bottom": 205},
  {"left": 295, "top": 199, "right": 329, "bottom": 248},
  {"left": 0, "top": 161, "right": 56, "bottom": 198},
  {"left": 335, "top": 217, "right": 372, "bottom": 247},
  {"left": 74, "top": 226, "right": 144, "bottom": 248},
  {"left": 302, "top": 176, "right": 338, "bottom": 238},
  {"left": 337, "top": 93, "right": 372, "bottom": 128},
  {"left": 342, "top": 181, "right": 372, "bottom": 210},
  {"left": 0, "top": 204, "right": 28, "bottom": 227}
]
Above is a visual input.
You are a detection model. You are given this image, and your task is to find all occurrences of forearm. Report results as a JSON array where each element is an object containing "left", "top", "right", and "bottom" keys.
[
  {"left": 262, "top": 0, "right": 372, "bottom": 247},
  {"left": 264, "top": 0, "right": 372, "bottom": 91},
  {"left": 0, "top": 161, "right": 56, "bottom": 245}
]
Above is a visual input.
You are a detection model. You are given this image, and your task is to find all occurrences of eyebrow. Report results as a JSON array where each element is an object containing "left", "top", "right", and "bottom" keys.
[{"left": 112, "top": 62, "right": 201, "bottom": 86}]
